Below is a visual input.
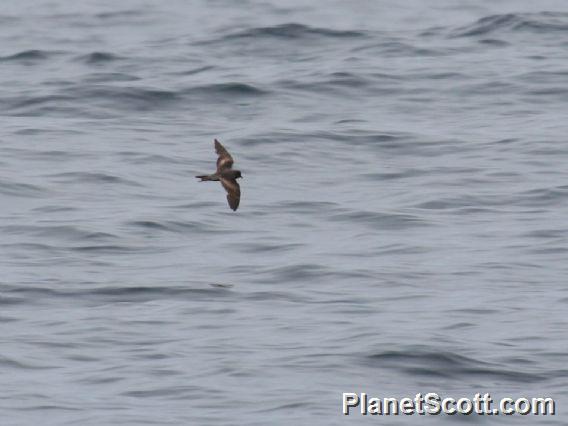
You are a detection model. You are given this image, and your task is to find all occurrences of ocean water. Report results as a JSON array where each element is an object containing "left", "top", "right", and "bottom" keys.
[{"left": 1, "top": 0, "right": 567, "bottom": 424}]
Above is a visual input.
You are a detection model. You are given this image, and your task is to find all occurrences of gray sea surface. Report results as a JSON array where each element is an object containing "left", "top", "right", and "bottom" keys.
[{"left": 1, "top": 0, "right": 567, "bottom": 424}]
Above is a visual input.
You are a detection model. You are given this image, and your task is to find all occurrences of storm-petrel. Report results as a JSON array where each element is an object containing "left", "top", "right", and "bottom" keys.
[{"left": 196, "top": 139, "right": 243, "bottom": 211}]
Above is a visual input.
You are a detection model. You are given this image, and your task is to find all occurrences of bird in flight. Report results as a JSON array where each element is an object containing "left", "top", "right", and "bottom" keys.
[{"left": 196, "top": 139, "right": 243, "bottom": 211}]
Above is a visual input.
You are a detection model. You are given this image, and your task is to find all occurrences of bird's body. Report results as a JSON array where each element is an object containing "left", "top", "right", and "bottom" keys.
[{"left": 196, "top": 139, "right": 242, "bottom": 211}]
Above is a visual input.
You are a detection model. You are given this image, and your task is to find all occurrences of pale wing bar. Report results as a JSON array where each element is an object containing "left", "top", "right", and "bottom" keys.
[{"left": 215, "top": 139, "right": 234, "bottom": 172}]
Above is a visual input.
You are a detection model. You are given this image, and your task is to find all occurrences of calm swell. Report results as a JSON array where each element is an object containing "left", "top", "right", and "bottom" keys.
[{"left": 1, "top": 1, "right": 567, "bottom": 424}]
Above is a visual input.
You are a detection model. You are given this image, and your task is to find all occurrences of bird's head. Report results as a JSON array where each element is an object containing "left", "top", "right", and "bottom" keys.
[{"left": 235, "top": 170, "right": 243, "bottom": 179}]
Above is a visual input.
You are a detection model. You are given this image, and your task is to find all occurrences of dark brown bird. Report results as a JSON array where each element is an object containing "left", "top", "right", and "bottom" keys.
[{"left": 196, "top": 139, "right": 243, "bottom": 211}]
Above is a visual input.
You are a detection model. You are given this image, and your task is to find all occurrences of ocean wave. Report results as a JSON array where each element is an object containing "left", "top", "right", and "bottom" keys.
[
  {"left": 215, "top": 23, "right": 365, "bottom": 42},
  {"left": 184, "top": 82, "right": 268, "bottom": 97},
  {"left": 3, "top": 94, "right": 76, "bottom": 117},
  {"left": 82, "top": 72, "right": 140, "bottom": 83},
  {"left": 4, "top": 81, "right": 267, "bottom": 116},
  {"left": 0, "top": 49, "right": 54, "bottom": 62},
  {"left": 0, "top": 284, "right": 232, "bottom": 305},
  {"left": 1, "top": 224, "right": 118, "bottom": 242},
  {"left": 279, "top": 72, "right": 371, "bottom": 94},
  {"left": 361, "top": 170, "right": 429, "bottom": 182},
  {"left": 329, "top": 210, "right": 429, "bottom": 230},
  {"left": 76, "top": 86, "right": 179, "bottom": 109},
  {"left": 48, "top": 171, "right": 142, "bottom": 187},
  {"left": 76, "top": 51, "right": 123, "bottom": 64},
  {"left": 238, "top": 242, "right": 305, "bottom": 254},
  {"left": 513, "top": 185, "right": 568, "bottom": 207},
  {"left": 0, "top": 179, "right": 46, "bottom": 198},
  {"left": 0, "top": 355, "right": 53, "bottom": 370},
  {"left": 412, "top": 194, "right": 506, "bottom": 210},
  {"left": 451, "top": 12, "right": 568, "bottom": 38},
  {"left": 71, "top": 245, "right": 144, "bottom": 254},
  {"left": 256, "top": 263, "right": 331, "bottom": 281},
  {"left": 94, "top": 10, "right": 145, "bottom": 20},
  {"left": 117, "top": 151, "right": 186, "bottom": 165},
  {"left": 277, "top": 200, "right": 338, "bottom": 214},
  {"left": 365, "top": 348, "right": 546, "bottom": 383},
  {"left": 126, "top": 219, "right": 226, "bottom": 234},
  {"left": 354, "top": 40, "right": 442, "bottom": 57}
]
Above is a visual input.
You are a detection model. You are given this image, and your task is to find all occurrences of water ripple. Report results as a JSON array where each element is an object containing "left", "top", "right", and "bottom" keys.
[
  {"left": 48, "top": 172, "right": 142, "bottom": 187},
  {"left": 451, "top": 12, "right": 568, "bottom": 38},
  {"left": 0, "top": 49, "right": 54, "bottom": 62},
  {"left": 0, "top": 179, "right": 46, "bottom": 197},
  {"left": 76, "top": 51, "right": 123, "bottom": 64},
  {"left": 330, "top": 210, "right": 429, "bottom": 230},
  {"left": 214, "top": 23, "right": 366, "bottom": 42},
  {"left": 365, "top": 348, "right": 546, "bottom": 383}
]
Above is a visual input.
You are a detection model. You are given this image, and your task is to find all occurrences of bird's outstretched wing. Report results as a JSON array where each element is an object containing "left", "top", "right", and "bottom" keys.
[
  {"left": 215, "top": 139, "right": 234, "bottom": 172},
  {"left": 220, "top": 177, "right": 240, "bottom": 211}
]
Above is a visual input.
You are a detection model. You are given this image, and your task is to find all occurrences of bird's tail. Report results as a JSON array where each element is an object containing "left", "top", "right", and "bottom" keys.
[{"left": 196, "top": 175, "right": 213, "bottom": 181}]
